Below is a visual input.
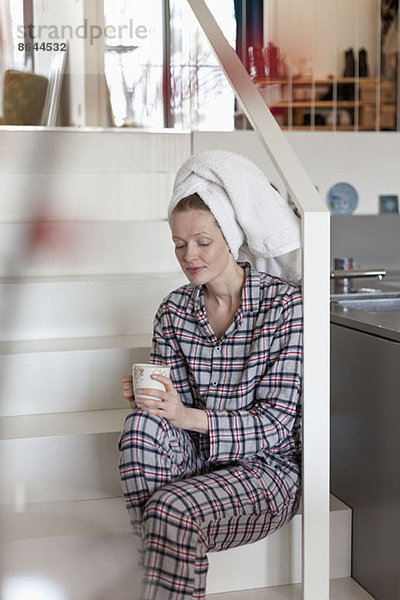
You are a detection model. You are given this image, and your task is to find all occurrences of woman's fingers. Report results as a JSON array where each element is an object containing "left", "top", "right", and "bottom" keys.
[
  {"left": 137, "top": 388, "right": 165, "bottom": 401},
  {"left": 121, "top": 374, "right": 132, "bottom": 383},
  {"left": 151, "top": 374, "right": 173, "bottom": 390},
  {"left": 121, "top": 373, "right": 175, "bottom": 413},
  {"left": 141, "top": 400, "right": 165, "bottom": 412},
  {"left": 121, "top": 374, "right": 134, "bottom": 399},
  {"left": 134, "top": 374, "right": 189, "bottom": 429}
]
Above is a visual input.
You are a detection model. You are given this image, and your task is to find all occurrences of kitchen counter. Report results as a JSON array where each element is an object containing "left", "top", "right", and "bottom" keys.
[
  {"left": 330, "top": 283, "right": 400, "bottom": 343},
  {"left": 330, "top": 304, "right": 400, "bottom": 343}
]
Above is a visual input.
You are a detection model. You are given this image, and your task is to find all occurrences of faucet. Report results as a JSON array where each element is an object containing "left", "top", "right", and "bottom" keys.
[
  {"left": 330, "top": 268, "right": 387, "bottom": 281},
  {"left": 330, "top": 268, "right": 387, "bottom": 294}
]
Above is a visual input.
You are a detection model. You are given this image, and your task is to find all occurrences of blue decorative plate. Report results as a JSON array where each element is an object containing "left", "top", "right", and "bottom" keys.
[{"left": 327, "top": 182, "right": 358, "bottom": 215}]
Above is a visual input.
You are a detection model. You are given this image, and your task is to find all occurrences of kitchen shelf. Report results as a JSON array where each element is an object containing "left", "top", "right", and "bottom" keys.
[
  {"left": 269, "top": 101, "right": 362, "bottom": 108},
  {"left": 243, "top": 76, "right": 398, "bottom": 131},
  {"left": 280, "top": 125, "right": 357, "bottom": 131},
  {"left": 255, "top": 76, "right": 390, "bottom": 87}
]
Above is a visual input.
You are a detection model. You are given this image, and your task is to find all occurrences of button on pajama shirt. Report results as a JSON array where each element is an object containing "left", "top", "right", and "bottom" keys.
[{"left": 119, "top": 262, "right": 303, "bottom": 599}]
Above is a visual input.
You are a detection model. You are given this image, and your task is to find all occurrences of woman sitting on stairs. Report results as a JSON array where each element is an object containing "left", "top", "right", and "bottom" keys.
[{"left": 118, "top": 150, "right": 303, "bottom": 600}]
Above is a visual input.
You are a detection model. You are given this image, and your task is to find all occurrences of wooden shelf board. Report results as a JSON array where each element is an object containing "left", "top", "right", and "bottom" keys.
[
  {"left": 256, "top": 76, "right": 385, "bottom": 86},
  {"left": 281, "top": 126, "right": 355, "bottom": 131},
  {"left": 269, "top": 101, "right": 362, "bottom": 108}
]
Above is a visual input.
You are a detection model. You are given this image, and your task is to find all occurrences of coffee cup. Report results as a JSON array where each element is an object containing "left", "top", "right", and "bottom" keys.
[{"left": 132, "top": 363, "right": 170, "bottom": 406}]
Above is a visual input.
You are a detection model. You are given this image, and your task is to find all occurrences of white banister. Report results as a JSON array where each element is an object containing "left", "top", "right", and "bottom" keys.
[{"left": 187, "top": 2, "right": 330, "bottom": 599}]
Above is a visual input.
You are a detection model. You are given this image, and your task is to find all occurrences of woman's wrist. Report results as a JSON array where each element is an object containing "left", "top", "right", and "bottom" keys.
[{"left": 184, "top": 407, "right": 209, "bottom": 434}]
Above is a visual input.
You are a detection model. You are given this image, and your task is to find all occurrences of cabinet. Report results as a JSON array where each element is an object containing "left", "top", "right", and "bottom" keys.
[
  {"left": 252, "top": 77, "right": 397, "bottom": 130},
  {"left": 330, "top": 323, "right": 400, "bottom": 600}
]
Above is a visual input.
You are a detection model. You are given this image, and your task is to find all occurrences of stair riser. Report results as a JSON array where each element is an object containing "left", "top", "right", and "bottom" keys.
[
  {"left": 0, "top": 222, "right": 180, "bottom": 277},
  {"left": 0, "top": 432, "right": 123, "bottom": 505},
  {"left": 206, "top": 506, "right": 351, "bottom": 593},
  {"left": 0, "top": 130, "right": 190, "bottom": 174},
  {"left": 0, "top": 275, "right": 186, "bottom": 341},
  {"left": 0, "top": 172, "right": 174, "bottom": 223},
  {"left": 0, "top": 347, "right": 150, "bottom": 417}
]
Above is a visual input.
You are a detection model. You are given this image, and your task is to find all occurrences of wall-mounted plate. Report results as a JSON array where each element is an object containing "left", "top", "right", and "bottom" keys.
[{"left": 327, "top": 182, "right": 358, "bottom": 215}]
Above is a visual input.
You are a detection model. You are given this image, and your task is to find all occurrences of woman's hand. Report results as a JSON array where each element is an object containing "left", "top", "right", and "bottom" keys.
[
  {"left": 137, "top": 375, "right": 208, "bottom": 433},
  {"left": 121, "top": 374, "right": 138, "bottom": 411}
]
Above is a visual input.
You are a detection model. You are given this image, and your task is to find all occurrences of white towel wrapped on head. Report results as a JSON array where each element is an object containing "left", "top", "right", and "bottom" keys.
[{"left": 168, "top": 150, "right": 301, "bottom": 284}]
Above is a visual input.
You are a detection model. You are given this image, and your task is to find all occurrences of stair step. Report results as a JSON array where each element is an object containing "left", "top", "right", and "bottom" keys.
[
  {"left": 0, "top": 333, "right": 152, "bottom": 355},
  {"left": 0, "top": 271, "right": 185, "bottom": 283},
  {"left": 0, "top": 129, "right": 191, "bottom": 174},
  {"left": 0, "top": 413, "right": 127, "bottom": 504},
  {"left": 0, "top": 496, "right": 130, "bottom": 542},
  {"left": 0, "top": 172, "right": 175, "bottom": 222},
  {"left": 1, "top": 519, "right": 142, "bottom": 600},
  {"left": 0, "top": 273, "right": 186, "bottom": 341},
  {"left": 0, "top": 340, "right": 151, "bottom": 418},
  {"left": 0, "top": 408, "right": 131, "bottom": 440},
  {"left": 0, "top": 222, "right": 180, "bottom": 277},
  {"left": 0, "top": 496, "right": 352, "bottom": 598},
  {"left": 207, "top": 578, "right": 375, "bottom": 599},
  {"left": 0, "top": 495, "right": 345, "bottom": 541}
]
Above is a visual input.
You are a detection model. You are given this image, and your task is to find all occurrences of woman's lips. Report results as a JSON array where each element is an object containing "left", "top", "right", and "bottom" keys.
[{"left": 188, "top": 266, "right": 205, "bottom": 275}]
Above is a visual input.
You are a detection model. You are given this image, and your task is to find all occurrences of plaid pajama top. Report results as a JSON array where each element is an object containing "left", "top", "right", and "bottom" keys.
[{"left": 150, "top": 262, "right": 302, "bottom": 507}]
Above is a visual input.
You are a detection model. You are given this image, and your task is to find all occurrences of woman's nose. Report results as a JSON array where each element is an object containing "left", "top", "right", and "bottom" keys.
[{"left": 184, "top": 243, "right": 198, "bottom": 261}]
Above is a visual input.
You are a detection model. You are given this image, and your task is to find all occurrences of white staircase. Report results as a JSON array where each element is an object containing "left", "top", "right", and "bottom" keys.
[
  {"left": 0, "top": 493, "right": 351, "bottom": 600},
  {"left": 0, "top": 129, "right": 356, "bottom": 600}
]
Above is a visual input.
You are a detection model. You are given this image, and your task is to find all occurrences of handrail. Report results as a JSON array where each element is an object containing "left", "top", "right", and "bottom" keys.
[{"left": 187, "top": 2, "right": 330, "bottom": 599}]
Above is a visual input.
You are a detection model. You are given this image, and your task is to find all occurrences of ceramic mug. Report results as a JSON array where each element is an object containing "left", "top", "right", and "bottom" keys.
[{"left": 132, "top": 363, "right": 170, "bottom": 406}]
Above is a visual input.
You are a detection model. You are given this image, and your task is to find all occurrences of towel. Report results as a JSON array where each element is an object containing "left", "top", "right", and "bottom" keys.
[{"left": 168, "top": 150, "right": 301, "bottom": 283}]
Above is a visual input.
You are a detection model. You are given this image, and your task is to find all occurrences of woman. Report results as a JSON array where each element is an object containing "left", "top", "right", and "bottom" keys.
[{"left": 119, "top": 151, "right": 302, "bottom": 600}]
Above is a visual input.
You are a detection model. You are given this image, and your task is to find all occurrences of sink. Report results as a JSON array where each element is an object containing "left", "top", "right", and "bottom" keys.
[{"left": 331, "top": 291, "right": 400, "bottom": 313}]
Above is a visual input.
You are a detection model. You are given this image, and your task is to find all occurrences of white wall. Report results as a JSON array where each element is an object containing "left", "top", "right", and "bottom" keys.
[
  {"left": 194, "top": 130, "right": 400, "bottom": 214},
  {"left": 287, "top": 131, "right": 400, "bottom": 215}
]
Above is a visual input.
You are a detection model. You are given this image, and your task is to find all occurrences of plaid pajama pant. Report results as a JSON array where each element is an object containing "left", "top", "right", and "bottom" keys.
[{"left": 119, "top": 411, "right": 300, "bottom": 600}]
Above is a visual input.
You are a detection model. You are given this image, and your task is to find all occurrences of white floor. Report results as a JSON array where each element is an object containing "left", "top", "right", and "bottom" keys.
[{"left": 207, "top": 578, "right": 375, "bottom": 599}]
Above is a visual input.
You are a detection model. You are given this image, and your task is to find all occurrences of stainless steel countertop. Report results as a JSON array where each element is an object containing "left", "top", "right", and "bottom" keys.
[{"left": 330, "top": 283, "right": 400, "bottom": 343}]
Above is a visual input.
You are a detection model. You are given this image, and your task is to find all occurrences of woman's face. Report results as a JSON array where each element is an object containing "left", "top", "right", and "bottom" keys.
[{"left": 170, "top": 209, "right": 232, "bottom": 286}]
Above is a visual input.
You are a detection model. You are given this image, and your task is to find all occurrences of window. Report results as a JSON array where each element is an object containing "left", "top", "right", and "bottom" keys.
[
  {"left": 169, "top": 0, "right": 235, "bottom": 130},
  {"left": 9, "top": 0, "right": 26, "bottom": 69},
  {"left": 104, "top": 0, "right": 236, "bottom": 130},
  {"left": 104, "top": 0, "right": 164, "bottom": 128}
]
